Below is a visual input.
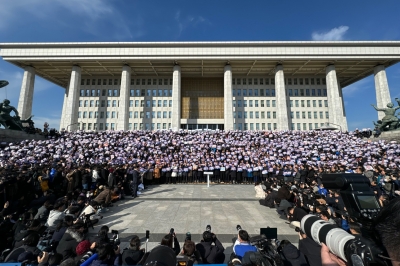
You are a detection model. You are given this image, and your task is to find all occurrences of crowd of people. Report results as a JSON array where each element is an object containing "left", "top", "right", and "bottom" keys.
[{"left": 0, "top": 129, "right": 399, "bottom": 266}]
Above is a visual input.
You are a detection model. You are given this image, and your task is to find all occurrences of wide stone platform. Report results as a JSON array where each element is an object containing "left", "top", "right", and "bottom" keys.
[
  {"left": 372, "top": 130, "right": 400, "bottom": 141},
  {"left": 0, "top": 128, "right": 45, "bottom": 143},
  {"left": 90, "top": 184, "right": 298, "bottom": 262}
]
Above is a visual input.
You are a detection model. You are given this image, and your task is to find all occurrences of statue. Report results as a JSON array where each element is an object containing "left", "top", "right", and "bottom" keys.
[
  {"left": 371, "top": 99, "right": 400, "bottom": 131},
  {"left": 0, "top": 80, "right": 35, "bottom": 132}
]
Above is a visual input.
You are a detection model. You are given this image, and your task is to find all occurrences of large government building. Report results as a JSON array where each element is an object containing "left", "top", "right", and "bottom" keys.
[{"left": 0, "top": 41, "right": 399, "bottom": 131}]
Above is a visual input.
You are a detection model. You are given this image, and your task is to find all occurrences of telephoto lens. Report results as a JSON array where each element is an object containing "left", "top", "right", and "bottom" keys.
[{"left": 300, "top": 214, "right": 354, "bottom": 262}]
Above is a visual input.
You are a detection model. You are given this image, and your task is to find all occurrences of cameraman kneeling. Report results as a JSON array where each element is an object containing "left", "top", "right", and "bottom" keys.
[
  {"left": 121, "top": 235, "right": 144, "bottom": 266},
  {"left": 196, "top": 231, "right": 225, "bottom": 264}
]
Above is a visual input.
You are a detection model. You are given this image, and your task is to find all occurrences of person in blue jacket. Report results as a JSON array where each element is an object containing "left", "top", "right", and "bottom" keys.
[{"left": 232, "top": 228, "right": 257, "bottom": 260}]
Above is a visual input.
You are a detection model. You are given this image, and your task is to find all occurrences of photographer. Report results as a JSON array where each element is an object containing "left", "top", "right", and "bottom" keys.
[
  {"left": 90, "top": 243, "right": 121, "bottom": 266},
  {"left": 179, "top": 239, "right": 202, "bottom": 264},
  {"left": 51, "top": 215, "right": 74, "bottom": 243},
  {"left": 90, "top": 226, "right": 111, "bottom": 249},
  {"left": 45, "top": 200, "right": 66, "bottom": 230},
  {"left": 121, "top": 235, "right": 144, "bottom": 266},
  {"left": 287, "top": 206, "right": 308, "bottom": 222},
  {"left": 233, "top": 229, "right": 257, "bottom": 260},
  {"left": 297, "top": 230, "right": 321, "bottom": 266},
  {"left": 160, "top": 230, "right": 180, "bottom": 256},
  {"left": 79, "top": 200, "right": 102, "bottom": 226},
  {"left": 4, "top": 232, "right": 41, "bottom": 262},
  {"left": 56, "top": 221, "right": 86, "bottom": 260},
  {"left": 373, "top": 197, "right": 400, "bottom": 266},
  {"left": 278, "top": 240, "right": 308, "bottom": 266},
  {"left": 196, "top": 228, "right": 225, "bottom": 264}
]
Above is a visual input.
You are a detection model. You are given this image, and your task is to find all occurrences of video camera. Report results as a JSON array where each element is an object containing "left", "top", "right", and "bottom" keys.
[
  {"left": 237, "top": 225, "right": 281, "bottom": 266},
  {"left": 110, "top": 230, "right": 120, "bottom": 250},
  {"left": 301, "top": 214, "right": 387, "bottom": 266}
]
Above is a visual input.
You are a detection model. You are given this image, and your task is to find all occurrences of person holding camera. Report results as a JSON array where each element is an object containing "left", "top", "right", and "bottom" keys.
[
  {"left": 233, "top": 227, "right": 257, "bottom": 260},
  {"left": 121, "top": 235, "right": 144, "bottom": 266},
  {"left": 297, "top": 229, "right": 322, "bottom": 266},
  {"left": 178, "top": 239, "right": 202, "bottom": 264},
  {"left": 196, "top": 226, "right": 225, "bottom": 264},
  {"left": 90, "top": 243, "right": 121, "bottom": 266},
  {"left": 160, "top": 229, "right": 181, "bottom": 255}
]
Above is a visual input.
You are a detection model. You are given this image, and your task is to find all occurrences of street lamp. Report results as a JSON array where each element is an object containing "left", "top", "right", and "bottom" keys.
[
  {"left": 66, "top": 122, "right": 80, "bottom": 131},
  {"left": 320, "top": 122, "right": 342, "bottom": 132}
]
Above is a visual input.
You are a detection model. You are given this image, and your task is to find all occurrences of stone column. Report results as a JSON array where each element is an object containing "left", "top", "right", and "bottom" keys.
[
  {"left": 17, "top": 66, "right": 35, "bottom": 120},
  {"left": 224, "top": 65, "right": 234, "bottom": 130},
  {"left": 117, "top": 65, "right": 131, "bottom": 130},
  {"left": 374, "top": 65, "right": 392, "bottom": 120},
  {"left": 171, "top": 65, "right": 181, "bottom": 130},
  {"left": 337, "top": 80, "right": 348, "bottom": 132},
  {"left": 326, "top": 65, "right": 344, "bottom": 129},
  {"left": 275, "top": 64, "right": 289, "bottom": 130},
  {"left": 61, "top": 66, "right": 81, "bottom": 131},
  {"left": 60, "top": 88, "right": 68, "bottom": 130}
]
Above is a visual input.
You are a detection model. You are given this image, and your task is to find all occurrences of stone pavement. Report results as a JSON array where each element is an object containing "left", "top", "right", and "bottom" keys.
[{"left": 90, "top": 184, "right": 298, "bottom": 262}]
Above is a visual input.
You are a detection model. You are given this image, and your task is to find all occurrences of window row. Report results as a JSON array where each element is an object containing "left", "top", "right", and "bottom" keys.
[
  {"left": 79, "top": 99, "right": 173, "bottom": 108},
  {"left": 78, "top": 111, "right": 173, "bottom": 119},
  {"left": 131, "top": 79, "right": 172, "bottom": 86},
  {"left": 234, "top": 123, "right": 278, "bottom": 131},
  {"left": 290, "top": 100, "right": 328, "bottom": 108},
  {"left": 233, "top": 122, "right": 325, "bottom": 131},
  {"left": 81, "top": 78, "right": 173, "bottom": 86},
  {"left": 130, "top": 89, "right": 172, "bottom": 97},
  {"left": 79, "top": 89, "right": 173, "bottom": 97},
  {"left": 80, "top": 89, "right": 119, "bottom": 97},
  {"left": 79, "top": 122, "right": 172, "bottom": 131},
  {"left": 291, "top": 123, "right": 325, "bottom": 131},
  {"left": 129, "top": 100, "right": 172, "bottom": 108},
  {"left": 290, "top": 111, "right": 329, "bottom": 119},
  {"left": 233, "top": 89, "right": 275, "bottom": 97},
  {"left": 232, "top": 88, "right": 327, "bottom": 97},
  {"left": 234, "top": 99, "right": 276, "bottom": 108},
  {"left": 232, "top": 99, "right": 328, "bottom": 108},
  {"left": 233, "top": 111, "right": 276, "bottom": 119},
  {"left": 129, "top": 123, "right": 172, "bottom": 130},
  {"left": 287, "top": 88, "right": 327, "bottom": 97},
  {"left": 232, "top": 77, "right": 326, "bottom": 86}
]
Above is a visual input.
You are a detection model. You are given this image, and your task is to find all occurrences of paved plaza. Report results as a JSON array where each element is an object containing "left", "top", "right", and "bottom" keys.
[{"left": 92, "top": 184, "right": 298, "bottom": 262}]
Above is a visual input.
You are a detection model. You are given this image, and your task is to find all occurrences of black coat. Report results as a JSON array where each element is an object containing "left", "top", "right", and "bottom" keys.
[
  {"left": 195, "top": 239, "right": 225, "bottom": 264},
  {"left": 291, "top": 207, "right": 308, "bottom": 222},
  {"left": 299, "top": 237, "right": 322, "bottom": 266},
  {"left": 56, "top": 229, "right": 85, "bottom": 260},
  {"left": 121, "top": 248, "right": 144, "bottom": 266},
  {"left": 264, "top": 191, "right": 277, "bottom": 208},
  {"left": 132, "top": 170, "right": 140, "bottom": 184},
  {"left": 280, "top": 243, "right": 308, "bottom": 266}
]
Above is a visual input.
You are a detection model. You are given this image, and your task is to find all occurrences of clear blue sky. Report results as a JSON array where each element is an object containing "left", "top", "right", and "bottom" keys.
[{"left": 0, "top": 0, "right": 399, "bottom": 130}]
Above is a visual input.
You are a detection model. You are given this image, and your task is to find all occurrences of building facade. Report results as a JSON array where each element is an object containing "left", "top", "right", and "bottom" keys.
[{"left": 1, "top": 41, "right": 399, "bottom": 131}]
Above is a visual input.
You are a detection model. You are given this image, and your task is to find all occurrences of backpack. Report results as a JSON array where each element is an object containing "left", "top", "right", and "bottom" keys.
[
  {"left": 38, "top": 176, "right": 49, "bottom": 192},
  {"left": 241, "top": 251, "right": 272, "bottom": 266}
]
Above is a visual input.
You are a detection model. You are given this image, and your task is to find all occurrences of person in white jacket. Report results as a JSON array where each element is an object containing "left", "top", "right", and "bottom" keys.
[
  {"left": 45, "top": 201, "right": 66, "bottom": 230},
  {"left": 254, "top": 182, "right": 266, "bottom": 198},
  {"left": 79, "top": 200, "right": 102, "bottom": 225}
]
